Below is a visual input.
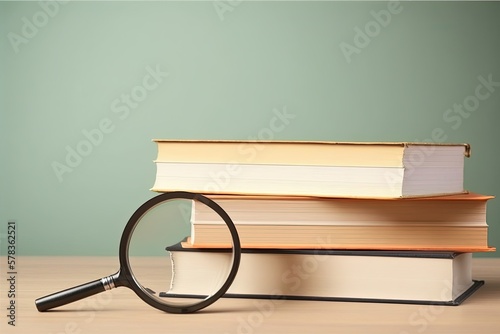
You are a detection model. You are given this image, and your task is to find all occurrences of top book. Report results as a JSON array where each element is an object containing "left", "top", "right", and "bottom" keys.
[{"left": 151, "top": 140, "right": 471, "bottom": 198}]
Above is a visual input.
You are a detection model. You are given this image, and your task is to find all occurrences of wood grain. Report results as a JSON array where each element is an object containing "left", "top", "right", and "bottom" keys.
[{"left": 1, "top": 256, "right": 499, "bottom": 334}]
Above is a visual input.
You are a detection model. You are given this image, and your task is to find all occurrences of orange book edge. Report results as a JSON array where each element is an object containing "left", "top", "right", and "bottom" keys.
[
  {"left": 180, "top": 241, "right": 496, "bottom": 253},
  {"left": 204, "top": 192, "right": 494, "bottom": 201}
]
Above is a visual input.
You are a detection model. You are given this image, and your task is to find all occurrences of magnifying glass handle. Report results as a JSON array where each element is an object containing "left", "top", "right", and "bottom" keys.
[{"left": 35, "top": 274, "right": 118, "bottom": 312}]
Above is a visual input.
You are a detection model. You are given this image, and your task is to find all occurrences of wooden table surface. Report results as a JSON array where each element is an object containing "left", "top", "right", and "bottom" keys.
[{"left": 1, "top": 256, "right": 499, "bottom": 334}]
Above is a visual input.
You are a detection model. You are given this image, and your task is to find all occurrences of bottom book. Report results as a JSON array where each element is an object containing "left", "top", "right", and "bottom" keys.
[{"left": 160, "top": 245, "right": 484, "bottom": 306}]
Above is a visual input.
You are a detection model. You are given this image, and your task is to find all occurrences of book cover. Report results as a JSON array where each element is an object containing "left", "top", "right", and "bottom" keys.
[
  {"left": 161, "top": 245, "right": 484, "bottom": 306},
  {"left": 151, "top": 140, "right": 470, "bottom": 198}
]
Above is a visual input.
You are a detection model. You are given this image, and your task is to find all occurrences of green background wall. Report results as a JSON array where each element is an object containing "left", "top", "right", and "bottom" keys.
[{"left": 1, "top": 1, "right": 499, "bottom": 257}]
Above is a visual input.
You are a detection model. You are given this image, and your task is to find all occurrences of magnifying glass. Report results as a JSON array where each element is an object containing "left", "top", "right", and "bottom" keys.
[{"left": 35, "top": 191, "right": 241, "bottom": 314}]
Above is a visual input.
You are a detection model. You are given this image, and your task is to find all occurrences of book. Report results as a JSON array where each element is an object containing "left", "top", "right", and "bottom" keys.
[
  {"left": 186, "top": 193, "right": 494, "bottom": 252},
  {"left": 161, "top": 245, "right": 484, "bottom": 306},
  {"left": 151, "top": 140, "right": 470, "bottom": 198}
]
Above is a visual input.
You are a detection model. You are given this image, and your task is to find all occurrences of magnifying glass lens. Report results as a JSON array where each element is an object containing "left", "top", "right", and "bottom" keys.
[
  {"left": 35, "top": 192, "right": 239, "bottom": 314},
  {"left": 127, "top": 197, "right": 235, "bottom": 308}
]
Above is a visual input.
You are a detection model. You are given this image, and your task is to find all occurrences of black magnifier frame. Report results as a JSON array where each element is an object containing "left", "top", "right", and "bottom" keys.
[{"left": 35, "top": 191, "right": 241, "bottom": 314}]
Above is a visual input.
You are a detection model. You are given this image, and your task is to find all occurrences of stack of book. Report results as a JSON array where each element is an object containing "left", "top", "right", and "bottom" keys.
[{"left": 151, "top": 140, "right": 495, "bottom": 305}]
